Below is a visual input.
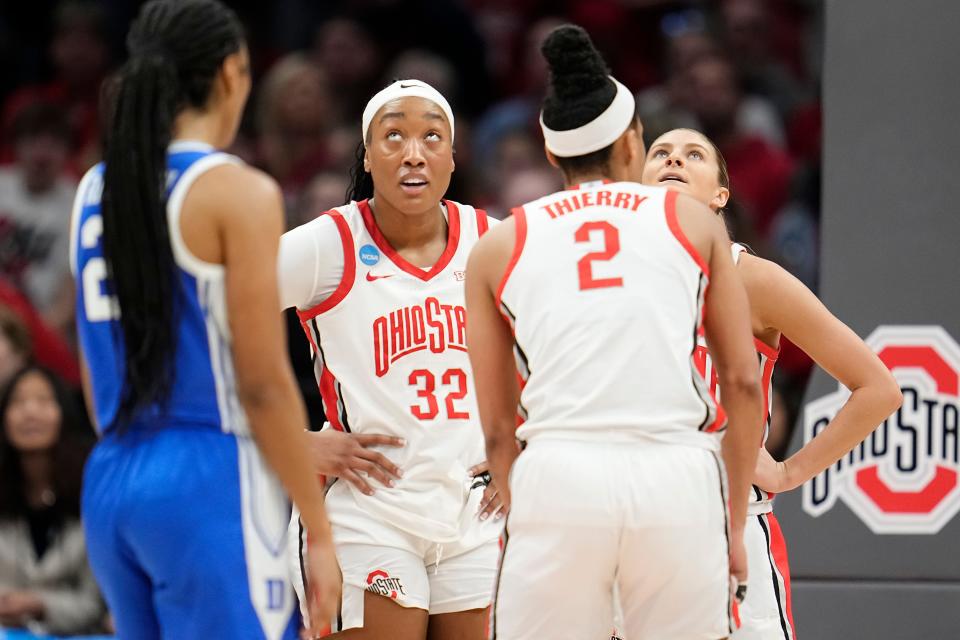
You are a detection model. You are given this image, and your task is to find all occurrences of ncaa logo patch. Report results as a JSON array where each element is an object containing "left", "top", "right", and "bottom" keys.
[
  {"left": 803, "top": 325, "right": 960, "bottom": 534},
  {"left": 359, "top": 244, "right": 381, "bottom": 266}
]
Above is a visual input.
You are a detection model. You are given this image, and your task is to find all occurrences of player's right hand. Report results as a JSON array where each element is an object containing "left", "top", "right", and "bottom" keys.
[
  {"left": 305, "top": 532, "right": 341, "bottom": 637},
  {"left": 307, "top": 430, "right": 405, "bottom": 495},
  {"left": 752, "top": 446, "right": 791, "bottom": 494}
]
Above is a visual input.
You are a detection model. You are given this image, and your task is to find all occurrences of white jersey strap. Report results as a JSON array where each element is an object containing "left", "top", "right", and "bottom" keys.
[
  {"left": 167, "top": 152, "right": 243, "bottom": 279},
  {"left": 731, "top": 242, "right": 748, "bottom": 265}
]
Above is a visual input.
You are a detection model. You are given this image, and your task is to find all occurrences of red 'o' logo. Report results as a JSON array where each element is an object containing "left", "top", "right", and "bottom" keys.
[
  {"left": 366, "top": 569, "right": 403, "bottom": 599},
  {"left": 803, "top": 326, "right": 960, "bottom": 534}
]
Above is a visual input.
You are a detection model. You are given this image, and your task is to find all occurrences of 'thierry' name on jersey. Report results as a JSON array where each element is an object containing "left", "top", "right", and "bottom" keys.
[{"left": 499, "top": 181, "right": 724, "bottom": 449}]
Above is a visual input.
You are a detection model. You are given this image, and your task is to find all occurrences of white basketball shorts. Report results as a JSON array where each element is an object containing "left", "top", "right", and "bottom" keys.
[
  {"left": 289, "top": 477, "right": 502, "bottom": 633},
  {"left": 490, "top": 438, "right": 735, "bottom": 640},
  {"left": 731, "top": 511, "right": 795, "bottom": 639}
]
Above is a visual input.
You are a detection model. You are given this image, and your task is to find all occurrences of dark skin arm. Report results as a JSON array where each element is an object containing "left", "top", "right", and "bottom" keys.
[
  {"left": 465, "top": 217, "right": 522, "bottom": 513},
  {"left": 183, "top": 163, "right": 340, "bottom": 630}
]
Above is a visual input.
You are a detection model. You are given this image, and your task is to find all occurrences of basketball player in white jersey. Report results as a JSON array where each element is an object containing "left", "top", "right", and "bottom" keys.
[
  {"left": 466, "top": 26, "right": 764, "bottom": 640},
  {"left": 639, "top": 127, "right": 902, "bottom": 639},
  {"left": 278, "top": 80, "right": 502, "bottom": 639}
]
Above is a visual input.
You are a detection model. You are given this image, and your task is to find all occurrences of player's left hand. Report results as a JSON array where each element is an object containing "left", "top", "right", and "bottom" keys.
[
  {"left": 729, "top": 527, "right": 748, "bottom": 598},
  {"left": 470, "top": 461, "right": 508, "bottom": 521},
  {"left": 753, "top": 446, "right": 791, "bottom": 493}
]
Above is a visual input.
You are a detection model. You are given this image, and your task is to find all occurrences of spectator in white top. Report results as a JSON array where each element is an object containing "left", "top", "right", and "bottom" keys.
[{"left": 0, "top": 102, "right": 77, "bottom": 336}]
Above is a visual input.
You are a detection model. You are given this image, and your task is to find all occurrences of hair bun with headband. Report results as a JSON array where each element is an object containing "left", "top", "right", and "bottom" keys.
[
  {"left": 361, "top": 79, "right": 455, "bottom": 143},
  {"left": 540, "top": 25, "right": 636, "bottom": 158}
]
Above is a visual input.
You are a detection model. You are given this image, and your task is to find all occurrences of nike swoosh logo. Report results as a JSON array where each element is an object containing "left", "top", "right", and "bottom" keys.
[{"left": 366, "top": 272, "right": 395, "bottom": 282}]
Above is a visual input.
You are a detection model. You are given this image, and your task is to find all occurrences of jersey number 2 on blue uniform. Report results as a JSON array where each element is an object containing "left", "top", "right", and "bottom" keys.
[{"left": 80, "top": 214, "right": 119, "bottom": 322}]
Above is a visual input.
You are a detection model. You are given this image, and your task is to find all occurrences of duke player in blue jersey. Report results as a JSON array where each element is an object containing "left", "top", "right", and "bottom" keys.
[{"left": 70, "top": 1, "right": 340, "bottom": 638}]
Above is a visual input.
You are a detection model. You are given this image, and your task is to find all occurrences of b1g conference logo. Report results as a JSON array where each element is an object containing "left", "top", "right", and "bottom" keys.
[{"left": 804, "top": 326, "right": 960, "bottom": 534}]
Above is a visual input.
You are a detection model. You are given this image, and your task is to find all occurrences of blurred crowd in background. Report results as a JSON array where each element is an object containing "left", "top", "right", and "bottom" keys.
[{"left": 0, "top": 1, "right": 821, "bottom": 634}]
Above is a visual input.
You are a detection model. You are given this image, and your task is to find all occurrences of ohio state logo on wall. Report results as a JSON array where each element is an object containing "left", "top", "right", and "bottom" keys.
[{"left": 803, "top": 325, "right": 960, "bottom": 534}]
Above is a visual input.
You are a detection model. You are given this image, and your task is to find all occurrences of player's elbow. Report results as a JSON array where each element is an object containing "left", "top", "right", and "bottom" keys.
[
  {"left": 236, "top": 374, "right": 288, "bottom": 415},
  {"left": 720, "top": 368, "right": 763, "bottom": 406},
  {"left": 855, "top": 367, "right": 903, "bottom": 419},
  {"left": 483, "top": 417, "right": 519, "bottom": 450},
  {"left": 877, "top": 375, "right": 903, "bottom": 417},
  {"left": 721, "top": 361, "right": 762, "bottom": 393}
]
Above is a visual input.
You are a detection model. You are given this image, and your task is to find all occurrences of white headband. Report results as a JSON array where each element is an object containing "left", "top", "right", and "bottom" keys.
[
  {"left": 540, "top": 77, "right": 636, "bottom": 157},
  {"left": 361, "top": 79, "right": 455, "bottom": 143}
]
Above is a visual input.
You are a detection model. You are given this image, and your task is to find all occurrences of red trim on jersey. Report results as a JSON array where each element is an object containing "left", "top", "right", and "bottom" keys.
[
  {"left": 299, "top": 321, "right": 346, "bottom": 432},
  {"left": 704, "top": 388, "right": 727, "bottom": 433},
  {"left": 300, "top": 320, "right": 320, "bottom": 356},
  {"left": 296, "top": 211, "right": 356, "bottom": 321},
  {"left": 758, "top": 351, "right": 778, "bottom": 440},
  {"left": 766, "top": 512, "right": 796, "bottom": 636},
  {"left": 476, "top": 209, "right": 490, "bottom": 236},
  {"left": 357, "top": 198, "right": 461, "bottom": 282},
  {"left": 318, "top": 368, "right": 345, "bottom": 432},
  {"left": 754, "top": 337, "right": 780, "bottom": 361},
  {"left": 495, "top": 208, "right": 528, "bottom": 311},
  {"left": 664, "top": 189, "right": 710, "bottom": 277},
  {"left": 514, "top": 372, "right": 528, "bottom": 428}
]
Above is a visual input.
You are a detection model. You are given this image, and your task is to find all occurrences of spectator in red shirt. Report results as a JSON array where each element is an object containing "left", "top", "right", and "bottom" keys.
[{"left": 0, "top": 102, "right": 78, "bottom": 338}]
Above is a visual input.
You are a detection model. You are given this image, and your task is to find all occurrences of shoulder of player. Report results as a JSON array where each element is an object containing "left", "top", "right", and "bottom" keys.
[
  {"left": 736, "top": 252, "right": 809, "bottom": 328},
  {"left": 468, "top": 213, "right": 516, "bottom": 272},
  {"left": 475, "top": 213, "right": 515, "bottom": 250},
  {"left": 283, "top": 205, "right": 345, "bottom": 239},
  {"left": 69, "top": 163, "right": 104, "bottom": 208},
  {"left": 188, "top": 163, "right": 282, "bottom": 221},
  {"left": 440, "top": 198, "right": 495, "bottom": 226},
  {"left": 737, "top": 252, "right": 793, "bottom": 297},
  {"left": 670, "top": 191, "right": 726, "bottom": 264},
  {"left": 672, "top": 191, "right": 721, "bottom": 228}
]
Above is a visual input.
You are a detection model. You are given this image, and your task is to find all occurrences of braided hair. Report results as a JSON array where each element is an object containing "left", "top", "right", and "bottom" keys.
[{"left": 100, "top": 0, "right": 244, "bottom": 426}]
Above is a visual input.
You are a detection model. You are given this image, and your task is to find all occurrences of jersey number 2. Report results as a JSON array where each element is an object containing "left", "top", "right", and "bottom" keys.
[
  {"left": 80, "top": 215, "right": 119, "bottom": 322},
  {"left": 408, "top": 368, "right": 470, "bottom": 421},
  {"left": 575, "top": 221, "right": 623, "bottom": 290}
]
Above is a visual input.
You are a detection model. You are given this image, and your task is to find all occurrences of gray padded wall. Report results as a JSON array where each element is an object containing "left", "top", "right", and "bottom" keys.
[{"left": 775, "top": 1, "right": 960, "bottom": 638}]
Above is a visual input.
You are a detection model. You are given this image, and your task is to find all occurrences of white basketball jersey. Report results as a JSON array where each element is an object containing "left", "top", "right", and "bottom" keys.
[
  {"left": 499, "top": 181, "right": 724, "bottom": 449},
  {"left": 695, "top": 243, "right": 780, "bottom": 514},
  {"left": 298, "top": 199, "right": 491, "bottom": 542}
]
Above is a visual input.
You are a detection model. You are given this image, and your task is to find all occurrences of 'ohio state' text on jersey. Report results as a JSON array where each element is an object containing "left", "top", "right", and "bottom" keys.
[{"left": 296, "top": 199, "right": 490, "bottom": 542}]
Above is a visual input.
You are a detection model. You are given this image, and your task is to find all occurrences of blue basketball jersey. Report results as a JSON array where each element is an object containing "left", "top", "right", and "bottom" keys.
[{"left": 70, "top": 140, "right": 248, "bottom": 436}]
